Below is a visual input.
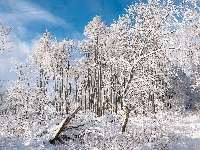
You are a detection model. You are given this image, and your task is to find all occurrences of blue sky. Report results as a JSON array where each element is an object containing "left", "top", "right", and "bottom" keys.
[
  {"left": 0, "top": 0, "right": 142, "bottom": 42},
  {"left": 0, "top": 0, "right": 183, "bottom": 89}
]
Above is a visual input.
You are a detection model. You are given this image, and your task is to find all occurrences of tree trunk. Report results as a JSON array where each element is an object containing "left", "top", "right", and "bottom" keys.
[
  {"left": 121, "top": 106, "right": 130, "bottom": 132},
  {"left": 152, "top": 93, "right": 156, "bottom": 118},
  {"left": 49, "top": 106, "right": 81, "bottom": 144}
]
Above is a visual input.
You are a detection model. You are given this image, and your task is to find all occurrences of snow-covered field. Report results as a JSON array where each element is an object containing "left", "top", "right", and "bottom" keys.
[{"left": 1, "top": 110, "right": 200, "bottom": 150}]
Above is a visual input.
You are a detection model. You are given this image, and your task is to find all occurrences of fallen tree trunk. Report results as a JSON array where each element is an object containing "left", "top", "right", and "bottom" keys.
[{"left": 49, "top": 106, "right": 81, "bottom": 144}]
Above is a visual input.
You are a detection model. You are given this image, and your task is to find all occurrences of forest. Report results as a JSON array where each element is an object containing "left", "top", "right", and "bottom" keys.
[{"left": 0, "top": 0, "right": 200, "bottom": 149}]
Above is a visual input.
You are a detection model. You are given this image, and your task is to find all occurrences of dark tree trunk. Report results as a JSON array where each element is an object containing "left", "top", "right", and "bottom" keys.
[
  {"left": 49, "top": 106, "right": 81, "bottom": 144},
  {"left": 122, "top": 106, "right": 130, "bottom": 132}
]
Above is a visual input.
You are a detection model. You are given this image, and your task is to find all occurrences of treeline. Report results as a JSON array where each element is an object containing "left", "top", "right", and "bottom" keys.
[{"left": 2, "top": 0, "right": 200, "bottom": 118}]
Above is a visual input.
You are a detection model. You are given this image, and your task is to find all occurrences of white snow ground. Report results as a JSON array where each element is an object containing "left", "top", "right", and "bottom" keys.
[{"left": 0, "top": 110, "right": 200, "bottom": 150}]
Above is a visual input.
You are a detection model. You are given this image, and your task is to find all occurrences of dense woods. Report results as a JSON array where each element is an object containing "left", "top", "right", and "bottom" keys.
[{"left": 0, "top": 0, "right": 200, "bottom": 149}]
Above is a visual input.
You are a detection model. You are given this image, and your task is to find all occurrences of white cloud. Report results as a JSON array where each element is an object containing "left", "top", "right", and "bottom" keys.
[
  {"left": 0, "top": 0, "right": 68, "bottom": 27},
  {"left": 0, "top": 0, "right": 70, "bottom": 40},
  {"left": 0, "top": 37, "right": 37, "bottom": 76},
  {"left": 0, "top": 27, "right": 38, "bottom": 89}
]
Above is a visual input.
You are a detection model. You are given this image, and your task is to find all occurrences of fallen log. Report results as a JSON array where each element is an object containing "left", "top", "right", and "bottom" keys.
[{"left": 49, "top": 106, "right": 81, "bottom": 144}]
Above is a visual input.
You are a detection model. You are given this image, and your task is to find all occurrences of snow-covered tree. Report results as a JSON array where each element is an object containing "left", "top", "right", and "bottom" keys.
[
  {"left": 76, "top": 0, "right": 199, "bottom": 132},
  {"left": 168, "top": 0, "right": 200, "bottom": 110},
  {"left": 30, "top": 30, "right": 75, "bottom": 114},
  {"left": 0, "top": 21, "right": 11, "bottom": 52},
  {"left": 78, "top": 16, "right": 108, "bottom": 115},
  {"left": 0, "top": 21, "right": 11, "bottom": 90},
  {"left": 0, "top": 21, "right": 11, "bottom": 111}
]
